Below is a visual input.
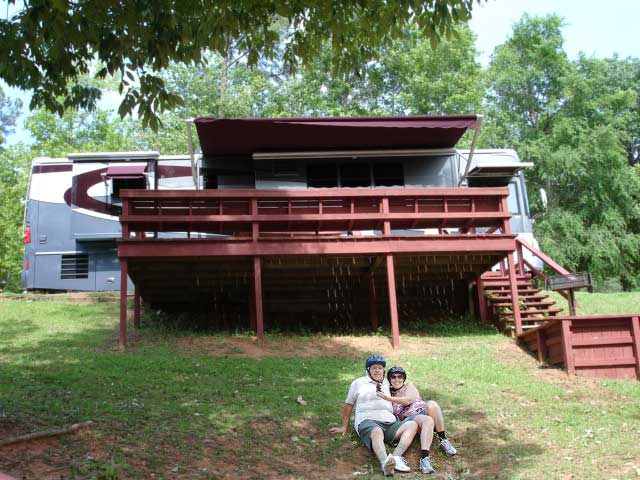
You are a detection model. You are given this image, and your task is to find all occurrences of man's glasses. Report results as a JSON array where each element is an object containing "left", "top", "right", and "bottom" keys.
[{"left": 389, "top": 374, "right": 404, "bottom": 380}]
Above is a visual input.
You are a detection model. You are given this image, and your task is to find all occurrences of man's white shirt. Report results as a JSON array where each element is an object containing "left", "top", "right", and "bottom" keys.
[{"left": 345, "top": 375, "right": 396, "bottom": 432}]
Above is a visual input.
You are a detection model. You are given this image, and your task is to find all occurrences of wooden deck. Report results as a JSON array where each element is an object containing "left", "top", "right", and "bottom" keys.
[
  {"left": 518, "top": 315, "right": 640, "bottom": 380},
  {"left": 116, "top": 187, "right": 520, "bottom": 348}
]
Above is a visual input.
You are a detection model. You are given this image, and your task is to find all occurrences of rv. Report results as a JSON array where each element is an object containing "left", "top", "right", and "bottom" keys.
[{"left": 21, "top": 145, "right": 540, "bottom": 292}]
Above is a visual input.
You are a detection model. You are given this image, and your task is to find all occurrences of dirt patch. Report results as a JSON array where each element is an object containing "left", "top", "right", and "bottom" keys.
[
  {"left": 171, "top": 335, "right": 436, "bottom": 359},
  {"left": 0, "top": 423, "right": 111, "bottom": 480}
]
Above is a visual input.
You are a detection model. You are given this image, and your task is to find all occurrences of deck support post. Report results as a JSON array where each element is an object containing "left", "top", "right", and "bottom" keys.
[
  {"left": 134, "top": 284, "right": 141, "bottom": 329},
  {"left": 506, "top": 253, "right": 522, "bottom": 335},
  {"left": 253, "top": 256, "right": 264, "bottom": 345},
  {"left": 630, "top": 316, "right": 640, "bottom": 380},
  {"left": 536, "top": 329, "right": 547, "bottom": 362},
  {"left": 385, "top": 254, "right": 400, "bottom": 349},
  {"left": 369, "top": 272, "right": 378, "bottom": 330},
  {"left": 249, "top": 284, "right": 256, "bottom": 330},
  {"left": 516, "top": 240, "right": 525, "bottom": 276},
  {"left": 560, "top": 319, "right": 575, "bottom": 375},
  {"left": 567, "top": 290, "right": 577, "bottom": 316},
  {"left": 119, "top": 258, "right": 128, "bottom": 350},
  {"left": 475, "top": 274, "right": 488, "bottom": 325},
  {"left": 467, "top": 280, "right": 475, "bottom": 319}
]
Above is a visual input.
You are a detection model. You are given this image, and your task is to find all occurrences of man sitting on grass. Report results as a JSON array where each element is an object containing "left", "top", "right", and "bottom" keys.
[{"left": 329, "top": 354, "right": 418, "bottom": 476}]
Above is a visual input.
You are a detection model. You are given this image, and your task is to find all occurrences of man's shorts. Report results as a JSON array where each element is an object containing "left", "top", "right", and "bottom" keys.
[{"left": 356, "top": 418, "right": 415, "bottom": 450}]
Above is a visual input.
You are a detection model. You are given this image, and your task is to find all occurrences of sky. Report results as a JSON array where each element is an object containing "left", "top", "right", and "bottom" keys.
[
  {"left": 469, "top": 0, "right": 639, "bottom": 65},
  {"left": 3, "top": 0, "right": 640, "bottom": 145}
]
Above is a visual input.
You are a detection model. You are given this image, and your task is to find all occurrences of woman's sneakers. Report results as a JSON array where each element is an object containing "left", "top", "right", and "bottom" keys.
[
  {"left": 381, "top": 453, "right": 395, "bottom": 476},
  {"left": 439, "top": 438, "right": 457, "bottom": 457},
  {"left": 420, "top": 456, "right": 435, "bottom": 474}
]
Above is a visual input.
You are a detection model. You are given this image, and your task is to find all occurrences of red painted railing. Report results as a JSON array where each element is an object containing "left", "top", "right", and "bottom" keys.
[
  {"left": 515, "top": 238, "right": 577, "bottom": 315},
  {"left": 119, "top": 187, "right": 511, "bottom": 238}
]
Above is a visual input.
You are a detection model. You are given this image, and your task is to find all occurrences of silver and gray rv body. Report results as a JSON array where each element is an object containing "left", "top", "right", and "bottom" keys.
[
  {"left": 22, "top": 148, "right": 538, "bottom": 291},
  {"left": 22, "top": 152, "right": 197, "bottom": 291}
]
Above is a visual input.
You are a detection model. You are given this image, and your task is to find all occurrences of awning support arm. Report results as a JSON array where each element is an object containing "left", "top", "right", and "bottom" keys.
[
  {"left": 459, "top": 114, "right": 484, "bottom": 186},
  {"left": 185, "top": 118, "right": 198, "bottom": 190}
]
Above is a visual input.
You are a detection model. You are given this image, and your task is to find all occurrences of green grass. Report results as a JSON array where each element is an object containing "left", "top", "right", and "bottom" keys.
[
  {"left": 1, "top": 296, "right": 639, "bottom": 479},
  {"left": 544, "top": 290, "right": 640, "bottom": 315}
]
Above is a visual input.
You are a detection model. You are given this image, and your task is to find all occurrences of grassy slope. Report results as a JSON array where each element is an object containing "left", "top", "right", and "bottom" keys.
[{"left": 0, "top": 294, "right": 639, "bottom": 479}]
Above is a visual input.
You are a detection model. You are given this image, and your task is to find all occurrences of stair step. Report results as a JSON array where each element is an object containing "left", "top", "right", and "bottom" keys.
[
  {"left": 498, "top": 308, "right": 562, "bottom": 317},
  {"left": 490, "top": 300, "right": 556, "bottom": 308},
  {"left": 521, "top": 323, "right": 546, "bottom": 330},
  {"left": 487, "top": 294, "right": 549, "bottom": 302},
  {"left": 481, "top": 271, "right": 532, "bottom": 278},
  {"left": 482, "top": 280, "right": 533, "bottom": 287}
]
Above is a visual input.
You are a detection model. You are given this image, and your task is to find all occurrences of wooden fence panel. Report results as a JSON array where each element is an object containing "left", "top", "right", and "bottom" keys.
[{"left": 518, "top": 315, "right": 640, "bottom": 381}]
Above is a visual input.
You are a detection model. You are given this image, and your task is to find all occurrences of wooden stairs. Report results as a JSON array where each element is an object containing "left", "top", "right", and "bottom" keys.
[
  {"left": 478, "top": 239, "right": 640, "bottom": 381},
  {"left": 481, "top": 271, "right": 562, "bottom": 333}
]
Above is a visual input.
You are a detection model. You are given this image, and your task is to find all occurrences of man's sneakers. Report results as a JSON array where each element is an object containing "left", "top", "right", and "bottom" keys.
[
  {"left": 439, "top": 438, "right": 457, "bottom": 457},
  {"left": 381, "top": 453, "right": 395, "bottom": 476},
  {"left": 420, "top": 456, "right": 435, "bottom": 474},
  {"left": 392, "top": 455, "right": 411, "bottom": 472}
]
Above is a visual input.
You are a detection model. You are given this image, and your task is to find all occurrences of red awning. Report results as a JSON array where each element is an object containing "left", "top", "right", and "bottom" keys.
[
  {"left": 104, "top": 165, "right": 148, "bottom": 179},
  {"left": 194, "top": 115, "right": 479, "bottom": 156}
]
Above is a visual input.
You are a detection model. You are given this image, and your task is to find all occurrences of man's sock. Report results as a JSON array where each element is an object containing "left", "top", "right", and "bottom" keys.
[
  {"left": 373, "top": 443, "right": 388, "bottom": 464},
  {"left": 436, "top": 431, "right": 447, "bottom": 441},
  {"left": 421, "top": 450, "right": 430, "bottom": 459},
  {"left": 393, "top": 438, "right": 411, "bottom": 457}
]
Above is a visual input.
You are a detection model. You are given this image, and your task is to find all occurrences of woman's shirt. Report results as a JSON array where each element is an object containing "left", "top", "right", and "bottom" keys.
[{"left": 392, "top": 383, "right": 428, "bottom": 420}]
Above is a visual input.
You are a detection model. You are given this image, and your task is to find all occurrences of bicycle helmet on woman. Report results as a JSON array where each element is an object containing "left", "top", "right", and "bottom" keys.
[{"left": 387, "top": 366, "right": 407, "bottom": 382}]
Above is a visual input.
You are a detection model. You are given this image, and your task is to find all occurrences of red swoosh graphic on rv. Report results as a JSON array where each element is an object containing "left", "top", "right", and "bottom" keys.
[{"left": 62, "top": 166, "right": 193, "bottom": 216}]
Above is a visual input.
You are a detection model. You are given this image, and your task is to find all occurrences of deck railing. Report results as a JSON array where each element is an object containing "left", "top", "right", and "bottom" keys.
[{"left": 119, "top": 187, "right": 511, "bottom": 239}]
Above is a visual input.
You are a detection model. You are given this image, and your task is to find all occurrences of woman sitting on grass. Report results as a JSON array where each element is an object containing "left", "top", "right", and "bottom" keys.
[{"left": 376, "top": 366, "right": 457, "bottom": 474}]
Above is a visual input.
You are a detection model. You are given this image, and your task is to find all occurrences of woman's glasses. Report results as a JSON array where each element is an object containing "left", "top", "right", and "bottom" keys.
[{"left": 389, "top": 374, "right": 404, "bottom": 380}]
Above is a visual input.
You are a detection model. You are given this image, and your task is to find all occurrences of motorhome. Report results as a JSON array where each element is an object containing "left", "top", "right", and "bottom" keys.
[{"left": 22, "top": 141, "right": 538, "bottom": 292}]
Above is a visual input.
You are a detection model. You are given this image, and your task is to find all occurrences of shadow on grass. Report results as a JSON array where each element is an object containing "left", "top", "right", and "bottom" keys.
[
  {"left": 1, "top": 300, "right": 537, "bottom": 479},
  {"left": 144, "top": 308, "right": 500, "bottom": 340}
]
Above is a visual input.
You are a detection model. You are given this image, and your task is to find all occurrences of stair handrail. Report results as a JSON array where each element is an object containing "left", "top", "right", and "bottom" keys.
[{"left": 516, "top": 238, "right": 577, "bottom": 315}]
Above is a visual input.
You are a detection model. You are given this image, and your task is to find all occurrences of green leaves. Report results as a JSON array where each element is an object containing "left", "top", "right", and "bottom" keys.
[
  {"left": 483, "top": 14, "right": 640, "bottom": 289},
  {"left": 1, "top": 0, "right": 480, "bottom": 130}
]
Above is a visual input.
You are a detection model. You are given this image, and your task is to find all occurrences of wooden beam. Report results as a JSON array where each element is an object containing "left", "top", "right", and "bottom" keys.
[
  {"left": 536, "top": 329, "right": 547, "bottom": 362},
  {"left": 118, "top": 235, "right": 518, "bottom": 258},
  {"left": 121, "top": 186, "right": 510, "bottom": 199},
  {"left": 506, "top": 253, "right": 522, "bottom": 335},
  {"left": 253, "top": 256, "right": 264, "bottom": 345},
  {"left": 386, "top": 254, "right": 400, "bottom": 349},
  {"left": 630, "top": 316, "right": 640, "bottom": 380},
  {"left": 370, "top": 272, "right": 378, "bottom": 330},
  {"left": 567, "top": 289, "right": 577, "bottom": 316},
  {"left": 476, "top": 274, "right": 488, "bottom": 325},
  {"left": 134, "top": 283, "right": 141, "bottom": 329},
  {"left": 560, "top": 319, "right": 575, "bottom": 375},
  {"left": 249, "top": 282, "right": 256, "bottom": 330},
  {"left": 119, "top": 259, "right": 128, "bottom": 350}
]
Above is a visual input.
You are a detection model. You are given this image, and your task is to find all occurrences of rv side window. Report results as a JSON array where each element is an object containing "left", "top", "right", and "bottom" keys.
[
  {"left": 340, "top": 162, "right": 370, "bottom": 187},
  {"left": 507, "top": 182, "right": 521, "bottom": 215},
  {"left": 307, "top": 163, "right": 338, "bottom": 188},
  {"left": 373, "top": 163, "right": 404, "bottom": 187},
  {"left": 111, "top": 177, "right": 146, "bottom": 198}
]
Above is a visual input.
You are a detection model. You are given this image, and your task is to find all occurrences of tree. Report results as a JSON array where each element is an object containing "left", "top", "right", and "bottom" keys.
[
  {"left": 0, "top": 87, "right": 22, "bottom": 145},
  {"left": 483, "top": 14, "right": 570, "bottom": 149},
  {"left": 0, "top": 144, "right": 29, "bottom": 291},
  {"left": 484, "top": 14, "right": 640, "bottom": 289},
  {"left": 25, "top": 108, "right": 143, "bottom": 158},
  {"left": 0, "top": 0, "right": 481, "bottom": 129}
]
